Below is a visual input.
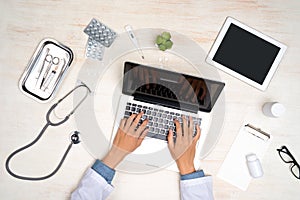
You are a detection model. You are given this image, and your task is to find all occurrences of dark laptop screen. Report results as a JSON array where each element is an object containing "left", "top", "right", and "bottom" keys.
[{"left": 123, "top": 62, "right": 225, "bottom": 112}]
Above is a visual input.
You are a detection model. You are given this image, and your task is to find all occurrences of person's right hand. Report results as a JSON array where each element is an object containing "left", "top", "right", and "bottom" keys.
[
  {"left": 102, "top": 112, "right": 148, "bottom": 169},
  {"left": 167, "top": 115, "right": 201, "bottom": 175}
]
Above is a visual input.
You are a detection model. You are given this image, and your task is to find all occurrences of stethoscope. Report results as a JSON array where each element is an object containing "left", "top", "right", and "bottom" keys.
[{"left": 5, "top": 83, "right": 91, "bottom": 181}]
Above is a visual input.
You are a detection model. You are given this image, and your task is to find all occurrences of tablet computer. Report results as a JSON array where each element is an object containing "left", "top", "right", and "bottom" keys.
[{"left": 206, "top": 17, "right": 287, "bottom": 91}]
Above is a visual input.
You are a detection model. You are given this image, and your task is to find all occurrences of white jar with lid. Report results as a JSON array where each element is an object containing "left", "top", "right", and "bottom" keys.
[
  {"left": 262, "top": 102, "right": 286, "bottom": 117},
  {"left": 246, "top": 153, "right": 264, "bottom": 178}
]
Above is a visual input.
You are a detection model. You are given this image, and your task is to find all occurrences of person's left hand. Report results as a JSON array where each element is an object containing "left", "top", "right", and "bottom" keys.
[
  {"left": 102, "top": 112, "right": 149, "bottom": 169},
  {"left": 167, "top": 115, "right": 201, "bottom": 175}
]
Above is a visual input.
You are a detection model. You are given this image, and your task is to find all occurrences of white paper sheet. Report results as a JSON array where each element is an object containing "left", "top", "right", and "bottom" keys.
[{"left": 217, "top": 124, "right": 272, "bottom": 190}]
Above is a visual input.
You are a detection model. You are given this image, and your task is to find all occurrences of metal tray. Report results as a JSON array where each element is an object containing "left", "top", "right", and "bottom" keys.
[{"left": 19, "top": 38, "right": 73, "bottom": 103}]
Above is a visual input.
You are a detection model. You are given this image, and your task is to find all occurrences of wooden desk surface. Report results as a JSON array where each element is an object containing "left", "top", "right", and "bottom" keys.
[{"left": 0, "top": 0, "right": 299, "bottom": 199}]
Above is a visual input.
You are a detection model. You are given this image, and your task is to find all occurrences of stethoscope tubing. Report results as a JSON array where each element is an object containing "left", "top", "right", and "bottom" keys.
[{"left": 5, "top": 83, "right": 90, "bottom": 181}]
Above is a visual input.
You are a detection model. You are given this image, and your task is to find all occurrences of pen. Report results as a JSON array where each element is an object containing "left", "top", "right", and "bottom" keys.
[
  {"left": 244, "top": 124, "right": 270, "bottom": 141},
  {"left": 124, "top": 24, "right": 145, "bottom": 60}
]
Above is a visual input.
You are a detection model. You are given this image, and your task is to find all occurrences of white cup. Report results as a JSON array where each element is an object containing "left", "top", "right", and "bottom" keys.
[{"left": 262, "top": 102, "right": 286, "bottom": 117}]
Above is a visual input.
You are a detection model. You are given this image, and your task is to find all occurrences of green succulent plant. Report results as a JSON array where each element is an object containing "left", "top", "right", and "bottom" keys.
[{"left": 156, "top": 32, "right": 173, "bottom": 51}]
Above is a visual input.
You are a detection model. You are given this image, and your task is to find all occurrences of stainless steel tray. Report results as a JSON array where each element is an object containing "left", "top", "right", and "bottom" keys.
[{"left": 19, "top": 38, "right": 73, "bottom": 103}]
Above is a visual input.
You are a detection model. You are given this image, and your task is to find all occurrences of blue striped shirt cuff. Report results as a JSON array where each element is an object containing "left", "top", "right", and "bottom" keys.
[
  {"left": 91, "top": 159, "right": 115, "bottom": 184},
  {"left": 180, "top": 170, "right": 205, "bottom": 180}
]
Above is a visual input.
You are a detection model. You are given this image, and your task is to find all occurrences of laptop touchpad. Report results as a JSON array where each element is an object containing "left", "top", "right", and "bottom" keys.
[{"left": 132, "top": 137, "right": 167, "bottom": 155}]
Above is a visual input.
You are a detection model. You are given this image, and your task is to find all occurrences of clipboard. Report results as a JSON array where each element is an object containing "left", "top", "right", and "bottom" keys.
[{"left": 217, "top": 124, "right": 272, "bottom": 191}]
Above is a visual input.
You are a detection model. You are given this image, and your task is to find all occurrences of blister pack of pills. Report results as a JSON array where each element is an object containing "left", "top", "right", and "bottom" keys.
[
  {"left": 85, "top": 37, "right": 105, "bottom": 61},
  {"left": 83, "top": 18, "right": 117, "bottom": 61},
  {"left": 84, "top": 18, "right": 117, "bottom": 47}
]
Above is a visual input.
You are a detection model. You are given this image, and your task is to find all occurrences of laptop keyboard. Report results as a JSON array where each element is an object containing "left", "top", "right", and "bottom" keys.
[{"left": 124, "top": 102, "right": 202, "bottom": 141}]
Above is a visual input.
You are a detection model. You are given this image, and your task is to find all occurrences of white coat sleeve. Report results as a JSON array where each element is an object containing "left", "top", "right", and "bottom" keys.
[
  {"left": 71, "top": 168, "right": 114, "bottom": 200},
  {"left": 180, "top": 176, "right": 214, "bottom": 200}
]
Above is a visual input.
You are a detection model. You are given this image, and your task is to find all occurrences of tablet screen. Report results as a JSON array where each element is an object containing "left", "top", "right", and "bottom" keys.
[{"left": 212, "top": 23, "right": 281, "bottom": 84}]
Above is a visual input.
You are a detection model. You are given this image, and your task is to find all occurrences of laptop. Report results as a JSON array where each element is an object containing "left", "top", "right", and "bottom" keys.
[{"left": 111, "top": 61, "right": 225, "bottom": 172}]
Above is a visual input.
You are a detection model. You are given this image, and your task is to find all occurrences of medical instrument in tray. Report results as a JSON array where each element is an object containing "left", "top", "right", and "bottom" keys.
[
  {"left": 19, "top": 38, "right": 73, "bottom": 103},
  {"left": 39, "top": 54, "right": 60, "bottom": 89},
  {"left": 42, "top": 65, "right": 58, "bottom": 91},
  {"left": 35, "top": 47, "right": 50, "bottom": 83},
  {"left": 5, "top": 83, "right": 91, "bottom": 181},
  {"left": 52, "top": 58, "right": 67, "bottom": 88}
]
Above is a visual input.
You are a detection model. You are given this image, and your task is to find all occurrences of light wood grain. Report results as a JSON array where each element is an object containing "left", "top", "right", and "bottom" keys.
[{"left": 1, "top": 0, "right": 299, "bottom": 199}]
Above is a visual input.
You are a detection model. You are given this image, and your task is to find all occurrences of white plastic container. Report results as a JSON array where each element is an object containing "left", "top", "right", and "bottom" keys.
[
  {"left": 262, "top": 102, "right": 286, "bottom": 118},
  {"left": 246, "top": 153, "right": 264, "bottom": 178}
]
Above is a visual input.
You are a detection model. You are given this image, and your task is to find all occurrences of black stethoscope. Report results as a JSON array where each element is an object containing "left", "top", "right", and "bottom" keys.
[{"left": 5, "top": 83, "right": 91, "bottom": 181}]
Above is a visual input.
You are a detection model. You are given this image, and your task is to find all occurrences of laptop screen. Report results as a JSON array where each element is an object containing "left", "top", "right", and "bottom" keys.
[{"left": 123, "top": 62, "right": 225, "bottom": 112}]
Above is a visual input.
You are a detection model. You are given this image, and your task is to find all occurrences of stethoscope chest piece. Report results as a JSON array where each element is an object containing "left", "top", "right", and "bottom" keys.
[{"left": 70, "top": 131, "right": 81, "bottom": 144}]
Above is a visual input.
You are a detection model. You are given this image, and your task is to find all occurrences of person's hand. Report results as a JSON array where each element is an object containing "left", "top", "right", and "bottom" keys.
[
  {"left": 102, "top": 112, "right": 148, "bottom": 169},
  {"left": 167, "top": 115, "right": 201, "bottom": 175}
]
